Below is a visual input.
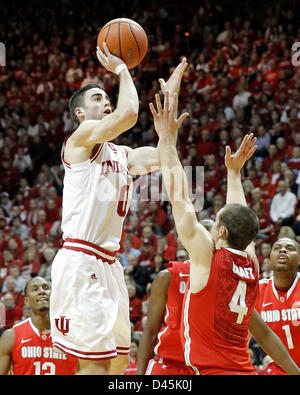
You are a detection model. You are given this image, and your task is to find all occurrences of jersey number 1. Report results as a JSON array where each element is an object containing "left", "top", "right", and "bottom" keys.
[{"left": 229, "top": 280, "right": 248, "bottom": 324}]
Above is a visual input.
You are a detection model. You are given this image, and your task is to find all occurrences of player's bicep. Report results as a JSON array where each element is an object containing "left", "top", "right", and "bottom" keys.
[
  {"left": 0, "top": 329, "right": 14, "bottom": 375},
  {"left": 126, "top": 146, "right": 160, "bottom": 175},
  {"left": 70, "top": 110, "right": 136, "bottom": 148}
]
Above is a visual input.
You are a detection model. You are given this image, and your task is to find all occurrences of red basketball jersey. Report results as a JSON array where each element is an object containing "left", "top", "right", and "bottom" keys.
[
  {"left": 154, "top": 261, "right": 190, "bottom": 363},
  {"left": 256, "top": 274, "right": 300, "bottom": 371},
  {"left": 11, "top": 318, "right": 78, "bottom": 375},
  {"left": 181, "top": 247, "right": 259, "bottom": 375}
]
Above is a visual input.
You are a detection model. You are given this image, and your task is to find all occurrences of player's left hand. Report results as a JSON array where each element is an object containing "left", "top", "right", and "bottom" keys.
[
  {"left": 159, "top": 57, "right": 188, "bottom": 97},
  {"left": 225, "top": 133, "right": 257, "bottom": 173}
]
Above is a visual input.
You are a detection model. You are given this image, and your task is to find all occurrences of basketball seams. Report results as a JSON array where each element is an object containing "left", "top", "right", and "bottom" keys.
[
  {"left": 104, "top": 24, "right": 110, "bottom": 43},
  {"left": 118, "top": 19, "right": 123, "bottom": 60},
  {"left": 128, "top": 23, "right": 140, "bottom": 63}
]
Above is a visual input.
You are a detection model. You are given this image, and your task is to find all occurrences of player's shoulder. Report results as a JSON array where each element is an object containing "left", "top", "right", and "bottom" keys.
[
  {"left": 167, "top": 260, "right": 190, "bottom": 273},
  {"left": 13, "top": 318, "right": 30, "bottom": 329},
  {"left": 0, "top": 327, "right": 15, "bottom": 351},
  {"left": 259, "top": 276, "right": 273, "bottom": 287}
]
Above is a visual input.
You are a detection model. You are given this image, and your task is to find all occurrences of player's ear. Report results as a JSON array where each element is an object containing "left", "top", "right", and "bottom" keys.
[
  {"left": 24, "top": 297, "right": 29, "bottom": 306},
  {"left": 75, "top": 107, "right": 85, "bottom": 121},
  {"left": 219, "top": 225, "right": 228, "bottom": 240}
]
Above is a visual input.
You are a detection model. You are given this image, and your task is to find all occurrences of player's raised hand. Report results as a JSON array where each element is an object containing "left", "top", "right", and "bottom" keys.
[
  {"left": 149, "top": 91, "right": 189, "bottom": 145},
  {"left": 225, "top": 133, "right": 257, "bottom": 173},
  {"left": 159, "top": 57, "right": 188, "bottom": 97},
  {"left": 96, "top": 42, "right": 127, "bottom": 74}
]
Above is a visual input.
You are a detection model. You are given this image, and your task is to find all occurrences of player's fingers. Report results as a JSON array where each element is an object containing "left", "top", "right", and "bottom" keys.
[
  {"left": 170, "top": 92, "right": 178, "bottom": 116},
  {"left": 159, "top": 78, "right": 166, "bottom": 92},
  {"left": 149, "top": 102, "right": 158, "bottom": 120},
  {"left": 176, "top": 112, "right": 189, "bottom": 128},
  {"left": 155, "top": 93, "right": 163, "bottom": 115},
  {"left": 96, "top": 46, "right": 107, "bottom": 65},
  {"left": 225, "top": 145, "right": 232, "bottom": 159},
  {"left": 164, "top": 91, "right": 170, "bottom": 113},
  {"left": 102, "top": 42, "right": 111, "bottom": 57}
]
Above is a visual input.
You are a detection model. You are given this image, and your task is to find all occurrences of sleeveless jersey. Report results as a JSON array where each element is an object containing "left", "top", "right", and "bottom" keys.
[
  {"left": 256, "top": 273, "right": 300, "bottom": 369},
  {"left": 181, "top": 247, "right": 259, "bottom": 374},
  {"left": 61, "top": 138, "right": 132, "bottom": 251},
  {"left": 154, "top": 261, "right": 190, "bottom": 363},
  {"left": 11, "top": 318, "right": 78, "bottom": 375}
]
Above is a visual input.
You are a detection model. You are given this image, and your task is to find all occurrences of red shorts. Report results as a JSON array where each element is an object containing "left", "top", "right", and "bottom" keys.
[
  {"left": 146, "top": 357, "right": 194, "bottom": 375},
  {"left": 264, "top": 362, "right": 288, "bottom": 375}
]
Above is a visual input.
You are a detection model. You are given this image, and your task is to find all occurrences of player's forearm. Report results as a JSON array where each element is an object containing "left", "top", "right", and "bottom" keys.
[
  {"left": 226, "top": 169, "right": 247, "bottom": 206},
  {"left": 137, "top": 330, "right": 157, "bottom": 375},
  {"left": 116, "top": 68, "right": 139, "bottom": 119},
  {"left": 256, "top": 330, "right": 300, "bottom": 375},
  {"left": 160, "top": 141, "right": 189, "bottom": 205}
]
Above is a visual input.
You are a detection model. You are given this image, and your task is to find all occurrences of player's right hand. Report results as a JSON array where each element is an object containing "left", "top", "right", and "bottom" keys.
[{"left": 96, "top": 42, "right": 127, "bottom": 74}]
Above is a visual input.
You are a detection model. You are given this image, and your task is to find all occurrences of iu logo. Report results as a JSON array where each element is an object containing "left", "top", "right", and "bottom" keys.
[{"left": 55, "top": 316, "right": 70, "bottom": 336}]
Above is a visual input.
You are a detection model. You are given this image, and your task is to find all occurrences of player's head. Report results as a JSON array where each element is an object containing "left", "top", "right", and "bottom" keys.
[
  {"left": 270, "top": 237, "right": 300, "bottom": 274},
  {"left": 24, "top": 277, "right": 51, "bottom": 313},
  {"left": 69, "top": 83, "right": 112, "bottom": 126},
  {"left": 211, "top": 203, "right": 259, "bottom": 251}
]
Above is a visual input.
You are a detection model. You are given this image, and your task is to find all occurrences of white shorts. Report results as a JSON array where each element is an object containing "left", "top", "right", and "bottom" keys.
[{"left": 50, "top": 241, "right": 130, "bottom": 360}]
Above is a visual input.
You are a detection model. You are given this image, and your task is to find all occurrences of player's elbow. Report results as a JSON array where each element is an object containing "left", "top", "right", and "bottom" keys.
[{"left": 123, "top": 108, "right": 138, "bottom": 128}]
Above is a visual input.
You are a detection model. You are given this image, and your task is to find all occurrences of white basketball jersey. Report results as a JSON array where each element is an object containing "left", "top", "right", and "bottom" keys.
[{"left": 61, "top": 139, "right": 133, "bottom": 251}]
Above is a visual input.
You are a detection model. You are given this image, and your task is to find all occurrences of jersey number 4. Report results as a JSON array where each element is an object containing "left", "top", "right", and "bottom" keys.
[{"left": 229, "top": 280, "right": 249, "bottom": 324}]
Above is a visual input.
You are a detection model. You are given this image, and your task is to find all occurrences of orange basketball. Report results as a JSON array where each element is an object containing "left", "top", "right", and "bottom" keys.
[{"left": 97, "top": 18, "right": 148, "bottom": 69}]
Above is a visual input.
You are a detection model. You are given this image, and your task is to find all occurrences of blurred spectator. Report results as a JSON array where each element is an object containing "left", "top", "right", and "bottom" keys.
[
  {"left": 2, "top": 292, "right": 22, "bottom": 330},
  {"left": 123, "top": 340, "right": 138, "bottom": 375},
  {"left": 38, "top": 248, "right": 55, "bottom": 282},
  {"left": 270, "top": 180, "right": 297, "bottom": 226},
  {"left": 119, "top": 238, "right": 141, "bottom": 268}
]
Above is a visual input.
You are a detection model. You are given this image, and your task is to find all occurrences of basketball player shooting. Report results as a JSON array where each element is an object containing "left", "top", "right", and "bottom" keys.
[{"left": 49, "top": 43, "right": 187, "bottom": 375}]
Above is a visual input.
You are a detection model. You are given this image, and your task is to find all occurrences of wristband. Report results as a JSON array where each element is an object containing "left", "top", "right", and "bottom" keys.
[{"left": 115, "top": 64, "right": 127, "bottom": 75}]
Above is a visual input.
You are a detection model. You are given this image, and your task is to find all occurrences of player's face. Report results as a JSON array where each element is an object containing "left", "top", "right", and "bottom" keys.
[
  {"left": 25, "top": 277, "right": 51, "bottom": 313},
  {"left": 83, "top": 88, "right": 112, "bottom": 121},
  {"left": 270, "top": 238, "right": 300, "bottom": 274}
]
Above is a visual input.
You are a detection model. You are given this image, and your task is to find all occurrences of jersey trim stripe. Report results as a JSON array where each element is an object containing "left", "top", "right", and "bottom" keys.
[
  {"left": 65, "top": 238, "right": 118, "bottom": 257},
  {"left": 63, "top": 238, "right": 118, "bottom": 263},
  {"left": 183, "top": 290, "right": 200, "bottom": 375},
  {"left": 53, "top": 341, "right": 118, "bottom": 360},
  {"left": 90, "top": 143, "right": 104, "bottom": 162},
  {"left": 154, "top": 305, "right": 170, "bottom": 356}
]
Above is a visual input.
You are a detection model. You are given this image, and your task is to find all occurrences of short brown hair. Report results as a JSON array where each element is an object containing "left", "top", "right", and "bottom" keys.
[
  {"left": 69, "top": 83, "right": 104, "bottom": 126},
  {"left": 218, "top": 203, "right": 259, "bottom": 250}
]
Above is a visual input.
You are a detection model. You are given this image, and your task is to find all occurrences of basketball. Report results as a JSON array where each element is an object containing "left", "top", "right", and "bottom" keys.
[{"left": 97, "top": 18, "right": 148, "bottom": 69}]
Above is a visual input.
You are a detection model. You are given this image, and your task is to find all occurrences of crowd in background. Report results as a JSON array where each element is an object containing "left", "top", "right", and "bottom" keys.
[{"left": 0, "top": 0, "right": 300, "bottom": 372}]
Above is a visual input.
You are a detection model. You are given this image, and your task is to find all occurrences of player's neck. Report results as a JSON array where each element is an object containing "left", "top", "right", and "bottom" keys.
[
  {"left": 216, "top": 239, "right": 231, "bottom": 250},
  {"left": 31, "top": 312, "right": 51, "bottom": 333},
  {"left": 273, "top": 271, "right": 297, "bottom": 291}
]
